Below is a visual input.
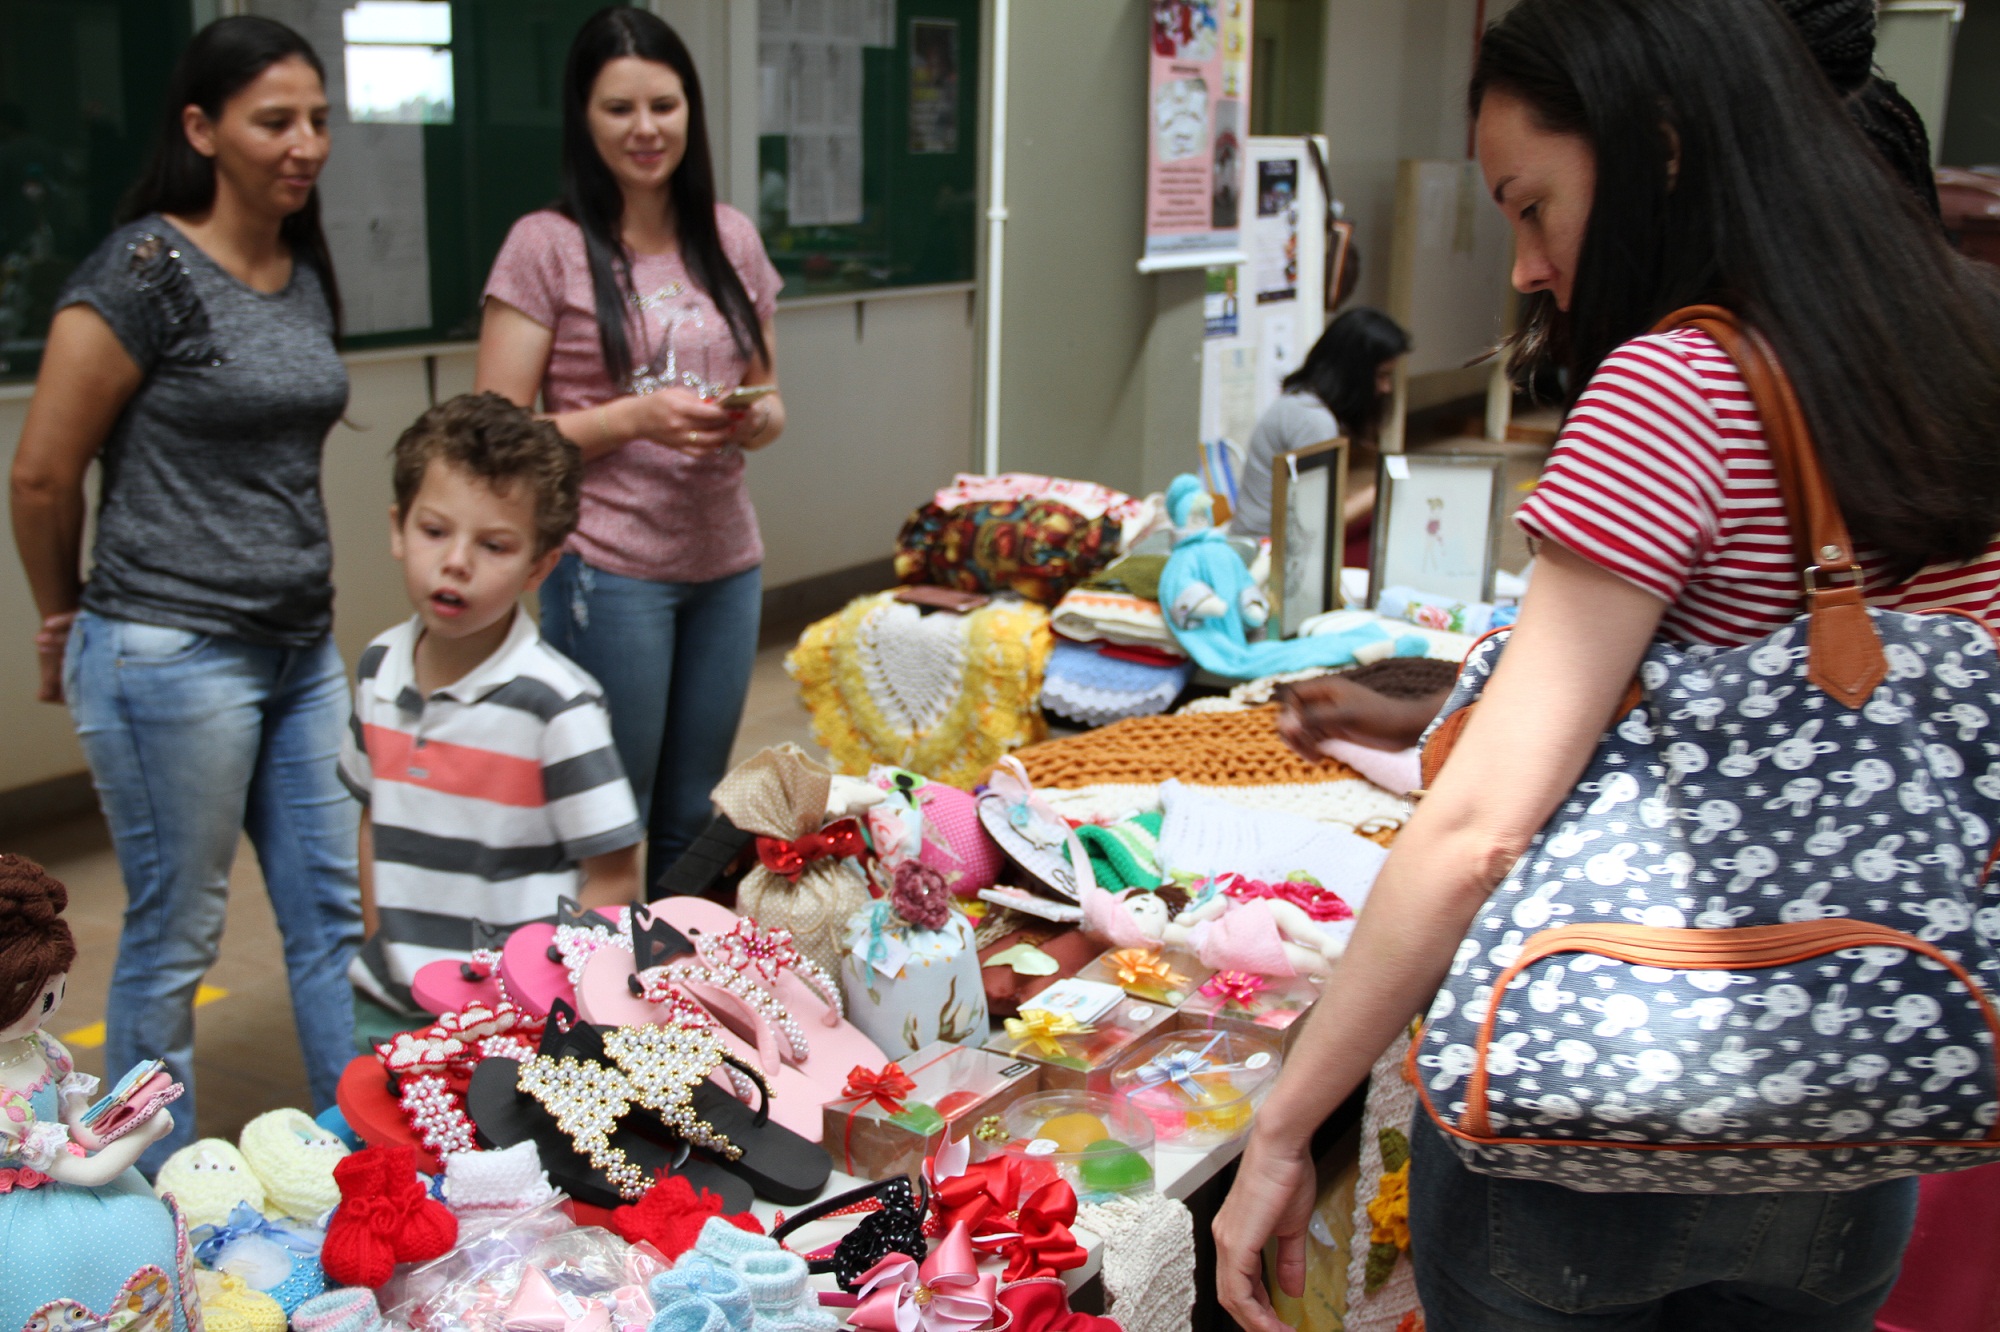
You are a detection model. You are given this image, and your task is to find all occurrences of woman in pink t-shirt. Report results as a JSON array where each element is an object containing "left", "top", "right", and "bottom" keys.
[{"left": 475, "top": 8, "right": 783, "bottom": 886}]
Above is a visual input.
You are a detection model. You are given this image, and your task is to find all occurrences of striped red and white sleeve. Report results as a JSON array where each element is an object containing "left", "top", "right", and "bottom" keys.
[{"left": 1515, "top": 333, "right": 1731, "bottom": 604}]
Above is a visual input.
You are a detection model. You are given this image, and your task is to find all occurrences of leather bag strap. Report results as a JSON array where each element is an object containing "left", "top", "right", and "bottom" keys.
[{"left": 1651, "top": 305, "right": 1886, "bottom": 705}]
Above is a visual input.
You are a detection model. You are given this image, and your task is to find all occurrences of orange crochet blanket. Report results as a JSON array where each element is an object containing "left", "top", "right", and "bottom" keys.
[{"left": 1003, "top": 705, "right": 1368, "bottom": 790}]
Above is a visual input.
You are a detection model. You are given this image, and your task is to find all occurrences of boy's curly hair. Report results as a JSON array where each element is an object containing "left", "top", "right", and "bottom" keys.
[{"left": 391, "top": 392, "right": 581, "bottom": 555}]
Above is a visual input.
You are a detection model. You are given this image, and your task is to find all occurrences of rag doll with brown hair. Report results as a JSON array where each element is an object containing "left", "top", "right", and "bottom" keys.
[{"left": 0, "top": 854, "right": 198, "bottom": 1332}]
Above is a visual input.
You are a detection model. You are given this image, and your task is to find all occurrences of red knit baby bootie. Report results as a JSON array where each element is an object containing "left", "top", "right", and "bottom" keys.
[
  {"left": 387, "top": 1147, "right": 457, "bottom": 1264},
  {"left": 321, "top": 1149, "right": 398, "bottom": 1289}
]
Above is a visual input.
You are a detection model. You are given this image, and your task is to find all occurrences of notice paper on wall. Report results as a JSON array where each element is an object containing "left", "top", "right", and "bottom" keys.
[{"left": 760, "top": 0, "right": 881, "bottom": 226}]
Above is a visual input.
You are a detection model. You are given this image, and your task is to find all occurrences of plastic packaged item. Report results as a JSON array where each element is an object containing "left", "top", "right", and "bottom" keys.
[
  {"left": 1075, "top": 946, "right": 1212, "bottom": 1007},
  {"left": 986, "top": 1090, "right": 1156, "bottom": 1202},
  {"left": 1174, "top": 970, "right": 1322, "bottom": 1053},
  {"left": 822, "top": 1040, "right": 1043, "bottom": 1180},
  {"left": 1375, "top": 585, "right": 1502, "bottom": 636},
  {"left": 980, "top": 979, "right": 1176, "bottom": 1092},
  {"left": 1109, "top": 1029, "right": 1280, "bottom": 1147},
  {"left": 378, "top": 1197, "right": 579, "bottom": 1331}
]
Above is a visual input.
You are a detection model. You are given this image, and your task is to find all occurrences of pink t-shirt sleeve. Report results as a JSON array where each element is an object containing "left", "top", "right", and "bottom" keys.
[
  {"left": 484, "top": 210, "right": 574, "bottom": 329},
  {"left": 716, "top": 204, "right": 783, "bottom": 324},
  {"left": 1514, "top": 332, "right": 1731, "bottom": 605}
]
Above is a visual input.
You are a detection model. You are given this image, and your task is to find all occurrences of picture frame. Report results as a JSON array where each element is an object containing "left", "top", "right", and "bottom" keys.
[
  {"left": 1369, "top": 451, "right": 1506, "bottom": 606},
  {"left": 1269, "top": 438, "right": 1349, "bottom": 639}
]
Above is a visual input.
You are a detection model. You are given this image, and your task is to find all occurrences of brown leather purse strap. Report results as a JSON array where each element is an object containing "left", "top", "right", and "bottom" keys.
[{"left": 1650, "top": 305, "right": 1885, "bottom": 705}]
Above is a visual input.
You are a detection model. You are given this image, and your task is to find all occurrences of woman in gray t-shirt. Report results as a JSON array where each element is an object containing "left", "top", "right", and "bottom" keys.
[
  {"left": 1229, "top": 307, "right": 1410, "bottom": 571},
  {"left": 9, "top": 17, "right": 360, "bottom": 1172}
]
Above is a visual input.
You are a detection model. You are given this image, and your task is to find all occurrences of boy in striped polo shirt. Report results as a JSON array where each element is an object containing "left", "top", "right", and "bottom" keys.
[{"left": 341, "top": 393, "right": 643, "bottom": 1013}]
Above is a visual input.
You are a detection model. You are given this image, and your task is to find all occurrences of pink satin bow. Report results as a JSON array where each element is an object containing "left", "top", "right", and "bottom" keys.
[
  {"left": 503, "top": 1267, "right": 611, "bottom": 1332},
  {"left": 850, "top": 1222, "right": 1001, "bottom": 1332}
]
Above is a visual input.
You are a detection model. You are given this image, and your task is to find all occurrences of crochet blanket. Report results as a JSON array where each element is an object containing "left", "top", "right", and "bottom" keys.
[
  {"left": 787, "top": 593, "right": 1052, "bottom": 788},
  {"left": 1039, "top": 640, "right": 1192, "bottom": 727},
  {"left": 1049, "top": 588, "right": 1181, "bottom": 655},
  {"left": 1006, "top": 705, "right": 1374, "bottom": 789}
]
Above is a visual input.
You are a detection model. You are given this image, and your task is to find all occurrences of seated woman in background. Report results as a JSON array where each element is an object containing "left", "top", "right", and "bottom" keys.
[{"left": 1228, "top": 306, "right": 1409, "bottom": 571}]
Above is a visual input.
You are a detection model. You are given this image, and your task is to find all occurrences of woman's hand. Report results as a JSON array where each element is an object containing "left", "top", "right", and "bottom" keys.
[
  {"left": 1215, "top": 1129, "right": 1320, "bottom": 1332},
  {"left": 723, "top": 394, "right": 780, "bottom": 448},
  {"left": 33, "top": 612, "right": 74, "bottom": 704},
  {"left": 623, "top": 387, "right": 735, "bottom": 453},
  {"left": 1276, "top": 675, "right": 1449, "bottom": 756}
]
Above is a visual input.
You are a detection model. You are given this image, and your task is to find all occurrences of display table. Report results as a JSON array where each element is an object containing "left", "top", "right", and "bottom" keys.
[{"left": 749, "top": 1123, "right": 1258, "bottom": 1295}]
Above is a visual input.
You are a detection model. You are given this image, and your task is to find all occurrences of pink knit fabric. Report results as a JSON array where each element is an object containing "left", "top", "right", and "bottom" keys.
[
  {"left": 483, "top": 208, "right": 782, "bottom": 584},
  {"left": 914, "top": 781, "right": 1004, "bottom": 893}
]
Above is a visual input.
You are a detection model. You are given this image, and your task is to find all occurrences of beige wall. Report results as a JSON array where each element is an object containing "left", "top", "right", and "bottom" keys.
[
  {"left": 0, "top": 287, "right": 974, "bottom": 799},
  {"left": 992, "top": 0, "right": 1205, "bottom": 498}
]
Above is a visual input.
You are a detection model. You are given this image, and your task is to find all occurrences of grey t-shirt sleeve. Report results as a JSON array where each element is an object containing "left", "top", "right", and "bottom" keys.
[
  {"left": 56, "top": 233, "right": 171, "bottom": 369},
  {"left": 1230, "top": 392, "right": 1340, "bottom": 537}
]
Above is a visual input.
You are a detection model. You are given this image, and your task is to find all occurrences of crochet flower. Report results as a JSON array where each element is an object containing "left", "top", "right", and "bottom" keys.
[
  {"left": 891, "top": 862, "right": 952, "bottom": 931},
  {"left": 1366, "top": 1161, "right": 1410, "bottom": 1251}
]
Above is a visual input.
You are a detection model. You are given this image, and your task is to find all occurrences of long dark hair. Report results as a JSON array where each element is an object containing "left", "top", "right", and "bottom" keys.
[
  {"left": 1281, "top": 308, "right": 1410, "bottom": 444},
  {"left": 560, "top": 7, "right": 766, "bottom": 387},
  {"left": 1471, "top": 0, "right": 2000, "bottom": 579},
  {"left": 120, "top": 16, "right": 341, "bottom": 338}
]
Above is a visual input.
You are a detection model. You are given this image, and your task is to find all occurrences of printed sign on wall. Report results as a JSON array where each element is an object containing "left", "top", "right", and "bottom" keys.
[{"left": 1141, "top": 0, "right": 1250, "bottom": 272}]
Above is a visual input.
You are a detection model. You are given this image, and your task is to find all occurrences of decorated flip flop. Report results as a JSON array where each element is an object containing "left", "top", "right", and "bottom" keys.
[
  {"left": 464, "top": 1005, "right": 769, "bottom": 1211},
  {"left": 499, "top": 900, "right": 628, "bottom": 1017},
  {"left": 574, "top": 918, "right": 833, "bottom": 1143},
  {"left": 334, "top": 1055, "right": 439, "bottom": 1173},
  {"left": 409, "top": 920, "right": 519, "bottom": 1016},
  {"left": 646, "top": 896, "right": 890, "bottom": 1108}
]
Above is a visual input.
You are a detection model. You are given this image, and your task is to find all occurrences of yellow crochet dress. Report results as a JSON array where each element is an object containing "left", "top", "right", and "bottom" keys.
[{"left": 786, "top": 592, "right": 1053, "bottom": 788}]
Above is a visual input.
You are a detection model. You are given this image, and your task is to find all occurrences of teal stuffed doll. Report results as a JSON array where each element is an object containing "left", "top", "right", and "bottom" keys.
[{"left": 1156, "top": 474, "right": 1427, "bottom": 679}]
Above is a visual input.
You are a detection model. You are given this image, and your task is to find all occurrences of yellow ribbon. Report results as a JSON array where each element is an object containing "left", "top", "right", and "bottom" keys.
[
  {"left": 1003, "top": 1009, "right": 1094, "bottom": 1057},
  {"left": 1106, "top": 948, "right": 1190, "bottom": 995}
]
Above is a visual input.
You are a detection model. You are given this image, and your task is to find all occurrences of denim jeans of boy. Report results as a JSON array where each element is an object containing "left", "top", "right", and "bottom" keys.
[
  {"left": 540, "top": 556, "right": 761, "bottom": 888},
  {"left": 64, "top": 611, "right": 362, "bottom": 1174},
  {"left": 1407, "top": 1113, "right": 1918, "bottom": 1330}
]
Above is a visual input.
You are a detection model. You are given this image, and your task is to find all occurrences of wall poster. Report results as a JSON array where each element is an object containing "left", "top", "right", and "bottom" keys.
[{"left": 1141, "top": 0, "right": 1250, "bottom": 272}]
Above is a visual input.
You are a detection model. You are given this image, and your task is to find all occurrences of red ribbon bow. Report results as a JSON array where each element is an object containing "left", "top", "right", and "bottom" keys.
[
  {"left": 932, "top": 1158, "right": 1087, "bottom": 1281},
  {"left": 842, "top": 1063, "right": 918, "bottom": 1115},
  {"left": 1200, "top": 970, "right": 1268, "bottom": 1008},
  {"left": 756, "top": 818, "right": 867, "bottom": 880}
]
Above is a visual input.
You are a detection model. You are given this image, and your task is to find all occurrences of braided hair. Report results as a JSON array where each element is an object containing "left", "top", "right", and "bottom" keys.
[
  {"left": 0, "top": 856, "right": 77, "bottom": 1031},
  {"left": 1775, "top": 0, "right": 1941, "bottom": 216}
]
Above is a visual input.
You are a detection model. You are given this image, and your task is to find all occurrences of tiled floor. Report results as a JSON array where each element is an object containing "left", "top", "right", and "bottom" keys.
[{"left": 11, "top": 642, "right": 823, "bottom": 1144}]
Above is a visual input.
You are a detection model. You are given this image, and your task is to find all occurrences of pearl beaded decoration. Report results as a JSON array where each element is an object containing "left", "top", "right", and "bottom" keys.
[
  {"left": 702, "top": 921, "right": 844, "bottom": 1018},
  {"left": 602, "top": 1022, "right": 759, "bottom": 1162},
  {"left": 518, "top": 1054, "right": 652, "bottom": 1198},
  {"left": 399, "top": 1073, "right": 479, "bottom": 1159},
  {"left": 653, "top": 958, "right": 812, "bottom": 1065},
  {"left": 551, "top": 914, "right": 632, "bottom": 991}
]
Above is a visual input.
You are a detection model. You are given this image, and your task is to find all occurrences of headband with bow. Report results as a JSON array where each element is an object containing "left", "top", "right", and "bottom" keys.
[
  {"left": 756, "top": 818, "right": 867, "bottom": 880},
  {"left": 849, "top": 1222, "right": 1002, "bottom": 1332},
  {"left": 930, "top": 1152, "right": 1088, "bottom": 1282}
]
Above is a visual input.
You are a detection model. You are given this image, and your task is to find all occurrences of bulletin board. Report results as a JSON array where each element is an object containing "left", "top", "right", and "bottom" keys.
[{"left": 755, "top": 0, "right": 979, "bottom": 298}]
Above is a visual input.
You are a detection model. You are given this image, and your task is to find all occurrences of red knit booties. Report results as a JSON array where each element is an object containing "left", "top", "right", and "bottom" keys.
[
  {"left": 382, "top": 1145, "right": 457, "bottom": 1263},
  {"left": 321, "top": 1149, "right": 397, "bottom": 1288},
  {"left": 320, "top": 1144, "right": 458, "bottom": 1287}
]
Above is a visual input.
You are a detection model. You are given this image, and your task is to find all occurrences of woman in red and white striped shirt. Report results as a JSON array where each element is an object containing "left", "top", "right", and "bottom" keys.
[{"left": 1216, "top": 0, "right": 2000, "bottom": 1327}]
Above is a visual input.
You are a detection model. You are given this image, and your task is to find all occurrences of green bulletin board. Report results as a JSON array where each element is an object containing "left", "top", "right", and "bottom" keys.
[
  {"left": 0, "top": 0, "right": 977, "bottom": 380},
  {"left": 755, "top": 0, "right": 978, "bottom": 299}
]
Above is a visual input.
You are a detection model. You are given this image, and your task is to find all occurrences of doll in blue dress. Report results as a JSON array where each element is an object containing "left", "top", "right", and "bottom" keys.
[{"left": 0, "top": 855, "right": 196, "bottom": 1332}]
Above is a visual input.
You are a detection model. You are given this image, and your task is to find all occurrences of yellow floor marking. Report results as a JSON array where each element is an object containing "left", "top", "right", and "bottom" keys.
[{"left": 61, "top": 984, "right": 229, "bottom": 1049}]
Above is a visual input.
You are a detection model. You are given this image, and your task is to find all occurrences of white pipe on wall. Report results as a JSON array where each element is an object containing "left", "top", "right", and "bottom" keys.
[{"left": 979, "top": 0, "right": 1011, "bottom": 475}]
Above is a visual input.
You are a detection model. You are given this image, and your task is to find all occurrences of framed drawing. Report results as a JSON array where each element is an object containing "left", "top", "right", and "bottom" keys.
[
  {"left": 1269, "top": 438, "right": 1349, "bottom": 639},
  {"left": 1369, "top": 451, "right": 1505, "bottom": 605}
]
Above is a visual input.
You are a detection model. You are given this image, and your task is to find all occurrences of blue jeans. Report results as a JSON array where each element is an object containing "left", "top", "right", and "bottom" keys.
[
  {"left": 1407, "top": 1114, "right": 1918, "bottom": 1330},
  {"left": 540, "top": 556, "right": 761, "bottom": 888},
  {"left": 64, "top": 611, "right": 362, "bottom": 1173}
]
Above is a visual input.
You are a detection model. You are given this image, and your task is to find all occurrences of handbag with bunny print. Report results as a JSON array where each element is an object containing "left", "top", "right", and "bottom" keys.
[{"left": 1411, "top": 307, "right": 2000, "bottom": 1192}]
